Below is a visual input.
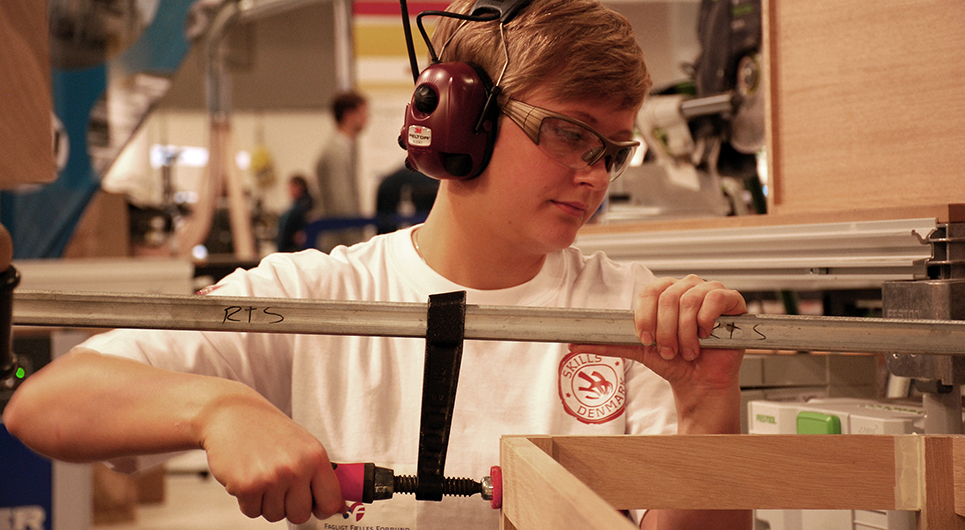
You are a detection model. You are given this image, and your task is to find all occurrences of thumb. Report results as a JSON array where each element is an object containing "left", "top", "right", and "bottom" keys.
[{"left": 311, "top": 462, "right": 348, "bottom": 519}]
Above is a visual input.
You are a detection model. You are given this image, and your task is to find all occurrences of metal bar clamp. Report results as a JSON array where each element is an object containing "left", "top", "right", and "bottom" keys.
[{"left": 416, "top": 290, "right": 467, "bottom": 501}]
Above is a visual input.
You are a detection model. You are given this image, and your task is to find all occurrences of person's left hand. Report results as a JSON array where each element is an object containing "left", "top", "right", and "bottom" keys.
[{"left": 568, "top": 275, "right": 747, "bottom": 430}]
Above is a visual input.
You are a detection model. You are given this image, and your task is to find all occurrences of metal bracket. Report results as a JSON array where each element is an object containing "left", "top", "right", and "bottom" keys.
[
  {"left": 883, "top": 278, "right": 965, "bottom": 385},
  {"left": 882, "top": 270, "right": 965, "bottom": 435},
  {"left": 921, "top": 222, "right": 965, "bottom": 279}
]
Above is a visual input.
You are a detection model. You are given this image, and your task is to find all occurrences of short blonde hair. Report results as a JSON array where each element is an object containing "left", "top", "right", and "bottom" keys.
[{"left": 434, "top": 0, "right": 651, "bottom": 110}]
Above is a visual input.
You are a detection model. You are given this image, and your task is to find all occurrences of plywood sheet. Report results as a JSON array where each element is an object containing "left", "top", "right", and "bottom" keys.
[{"left": 765, "top": 1, "right": 965, "bottom": 215}]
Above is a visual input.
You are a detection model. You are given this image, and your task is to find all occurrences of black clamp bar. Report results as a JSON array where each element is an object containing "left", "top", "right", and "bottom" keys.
[{"left": 415, "top": 290, "right": 467, "bottom": 501}]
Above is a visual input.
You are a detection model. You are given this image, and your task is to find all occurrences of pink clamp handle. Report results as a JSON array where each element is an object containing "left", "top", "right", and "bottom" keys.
[{"left": 332, "top": 462, "right": 367, "bottom": 503}]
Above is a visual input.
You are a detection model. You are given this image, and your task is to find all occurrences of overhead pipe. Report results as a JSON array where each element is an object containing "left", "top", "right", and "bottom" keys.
[
  {"left": 175, "top": 0, "right": 243, "bottom": 258},
  {"left": 208, "top": 0, "right": 256, "bottom": 260}
]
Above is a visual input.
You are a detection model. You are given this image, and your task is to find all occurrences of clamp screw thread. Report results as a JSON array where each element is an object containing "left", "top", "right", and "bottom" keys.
[{"left": 393, "top": 475, "right": 482, "bottom": 497}]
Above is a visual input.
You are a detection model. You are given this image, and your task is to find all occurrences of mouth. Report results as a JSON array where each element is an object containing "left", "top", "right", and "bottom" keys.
[{"left": 552, "top": 200, "right": 588, "bottom": 219}]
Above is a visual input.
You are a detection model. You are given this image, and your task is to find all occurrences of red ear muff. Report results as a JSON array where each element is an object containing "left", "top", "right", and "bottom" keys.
[{"left": 399, "top": 62, "right": 498, "bottom": 180}]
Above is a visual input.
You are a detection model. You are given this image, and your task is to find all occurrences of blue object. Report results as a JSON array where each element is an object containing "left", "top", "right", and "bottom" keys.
[
  {"left": 0, "top": 424, "right": 52, "bottom": 529},
  {"left": 1, "top": 0, "right": 195, "bottom": 259}
]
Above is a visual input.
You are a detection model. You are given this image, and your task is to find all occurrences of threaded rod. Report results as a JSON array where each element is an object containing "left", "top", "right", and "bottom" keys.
[{"left": 394, "top": 475, "right": 482, "bottom": 497}]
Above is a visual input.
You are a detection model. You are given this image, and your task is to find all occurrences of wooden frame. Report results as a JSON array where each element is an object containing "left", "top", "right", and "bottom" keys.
[{"left": 500, "top": 434, "right": 965, "bottom": 530}]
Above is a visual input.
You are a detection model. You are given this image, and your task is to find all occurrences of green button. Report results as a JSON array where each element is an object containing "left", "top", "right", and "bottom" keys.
[{"left": 796, "top": 411, "right": 841, "bottom": 434}]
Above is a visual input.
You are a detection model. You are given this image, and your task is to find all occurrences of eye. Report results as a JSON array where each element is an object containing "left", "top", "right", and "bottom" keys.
[
  {"left": 582, "top": 146, "right": 604, "bottom": 164},
  {"left": 543, "top": 118, "right": 595, "bottom": 148},
  {"left": 613, "top": 147, "right": 631, "bottom": 166}
]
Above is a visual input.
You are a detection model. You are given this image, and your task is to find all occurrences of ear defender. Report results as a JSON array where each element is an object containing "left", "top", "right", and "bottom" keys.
[
  {"left": 399, "top": 62, "right": 499, "bottom": 180},
  {"left": 396, "top": 0, "right": 529, "bottom": 179}
]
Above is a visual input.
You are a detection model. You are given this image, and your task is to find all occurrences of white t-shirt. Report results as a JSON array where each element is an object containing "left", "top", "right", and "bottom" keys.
[{"left": 82, "top": 226, "right": 675, "bottom": 530}]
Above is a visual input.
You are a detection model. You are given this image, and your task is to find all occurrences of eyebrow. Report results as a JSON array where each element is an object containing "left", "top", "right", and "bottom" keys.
[
  {"left": 505, "top": 99, "right": 636, "bottom": 142},
  {"left": 557, "top": 107, "right": 635, "bottom": 140}
]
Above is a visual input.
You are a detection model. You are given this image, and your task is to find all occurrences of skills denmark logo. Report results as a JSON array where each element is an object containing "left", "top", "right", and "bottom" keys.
[{"left": 558, "top": 352, "right": 625, "bottom": 424}]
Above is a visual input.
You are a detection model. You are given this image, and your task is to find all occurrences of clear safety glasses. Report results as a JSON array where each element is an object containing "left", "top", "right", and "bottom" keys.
[{"left": 502, "top": 99, "right": 639, "bottom": 181}]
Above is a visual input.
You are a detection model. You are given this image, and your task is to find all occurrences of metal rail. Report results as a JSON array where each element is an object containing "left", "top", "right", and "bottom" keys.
[
  {"left": 11, "top": 290, "right": 965, "bottom": 355},
  {"left": 573, "top": 218, "right": 937, "bottom": 291}
]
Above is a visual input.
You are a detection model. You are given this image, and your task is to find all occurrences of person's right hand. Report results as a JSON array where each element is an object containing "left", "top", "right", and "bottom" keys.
[
  {"left": 3, "top": 349, "right": 345, "bottom": 524},
  {"left": 197, "top": 388, "right": 347, "bottom": 524}
]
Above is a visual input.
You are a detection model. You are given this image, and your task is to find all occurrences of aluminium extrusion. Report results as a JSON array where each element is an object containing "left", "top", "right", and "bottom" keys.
[{"left": 573, "top": 218, "right": 937, "bottom": 290}]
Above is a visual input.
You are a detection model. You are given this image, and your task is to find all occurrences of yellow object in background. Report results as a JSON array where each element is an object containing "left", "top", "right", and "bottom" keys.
[{"left": 249, "top": 144, "right": 277, "bottom": 189}]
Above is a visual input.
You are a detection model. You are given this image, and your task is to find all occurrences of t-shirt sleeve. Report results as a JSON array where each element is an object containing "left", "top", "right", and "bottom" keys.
[{"left": 76, "top": 252, "right": 331, "bottom": 417}]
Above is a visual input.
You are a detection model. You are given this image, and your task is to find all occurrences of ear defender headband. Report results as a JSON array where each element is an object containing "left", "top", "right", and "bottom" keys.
[{"left": 398, "top": 0, "right": 531, "bottom": 180}]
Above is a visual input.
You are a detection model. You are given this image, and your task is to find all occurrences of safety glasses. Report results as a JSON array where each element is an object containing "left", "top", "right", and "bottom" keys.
[{"left": 502, "top": 99, "right": 639, "bottom": 181}]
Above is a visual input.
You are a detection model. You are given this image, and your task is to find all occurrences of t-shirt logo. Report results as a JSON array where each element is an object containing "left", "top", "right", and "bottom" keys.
[{"left": 558, "top": 352, "right": 625, "bottom": 424}]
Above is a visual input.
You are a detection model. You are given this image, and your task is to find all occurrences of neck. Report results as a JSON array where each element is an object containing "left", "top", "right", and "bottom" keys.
[
  {"left": 336, "top": 123, "right": 355, "bottom": 140},
  {"left": 416, "top": 206, "right": 546, "bottom": 291}
]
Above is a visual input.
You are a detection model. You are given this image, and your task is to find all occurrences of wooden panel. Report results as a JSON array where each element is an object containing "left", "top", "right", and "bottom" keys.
[
  {"left": 499, "top": 437, "right": 637, "bottom": 530},
  {"left": 922, "top": 436, "right": 965, "bottom": 529},
  {"left": 547, "top": 435, "right": 913, "bottom": 511},
  {"left": 764, "top": 1, "right": 965, "bottom": 215},
  {"left": 0, "top": 1, "right": 55, "bottom": 188},
  {"left": 500, "top": 434, "right": 965, "bottom": 530},
  {"left": 956, "top": 437, "right": 965, "bottom": 517},
  {"left": 63, "top": 191, "right": 131, "bottom": 258}
]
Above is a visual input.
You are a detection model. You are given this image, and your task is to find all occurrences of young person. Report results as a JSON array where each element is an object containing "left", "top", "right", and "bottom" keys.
[
  {"left": 276, "top": 174, "right": 314, "bottom": 252},
  {"left": 312, "top": 90, "right": 369, "bottom": 252},
  {"left": 4, "top": 1, "right": 751, "bottom": 529}
]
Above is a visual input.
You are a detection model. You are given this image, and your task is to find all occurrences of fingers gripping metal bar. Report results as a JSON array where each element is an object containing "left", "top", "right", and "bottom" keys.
[{"left": 416, "top": 291, "right": 467, "bottom": 501}]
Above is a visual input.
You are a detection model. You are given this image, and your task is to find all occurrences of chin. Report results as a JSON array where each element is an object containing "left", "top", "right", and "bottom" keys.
[{"left": 539, "top": 226, "right": 581, "bottom": 252}]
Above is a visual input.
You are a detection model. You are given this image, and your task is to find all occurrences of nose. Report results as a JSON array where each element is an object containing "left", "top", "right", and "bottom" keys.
[{"left": 574, "top": 160, "right": 610, "bottom": 190}]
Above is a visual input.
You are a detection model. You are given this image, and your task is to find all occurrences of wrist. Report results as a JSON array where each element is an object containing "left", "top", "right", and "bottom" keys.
[
  {"left": 674, "top": 384, "right": 742, "bottom": 435},
  {"left": 190, "top": 379, "right": 268, "bottom": 450}
]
